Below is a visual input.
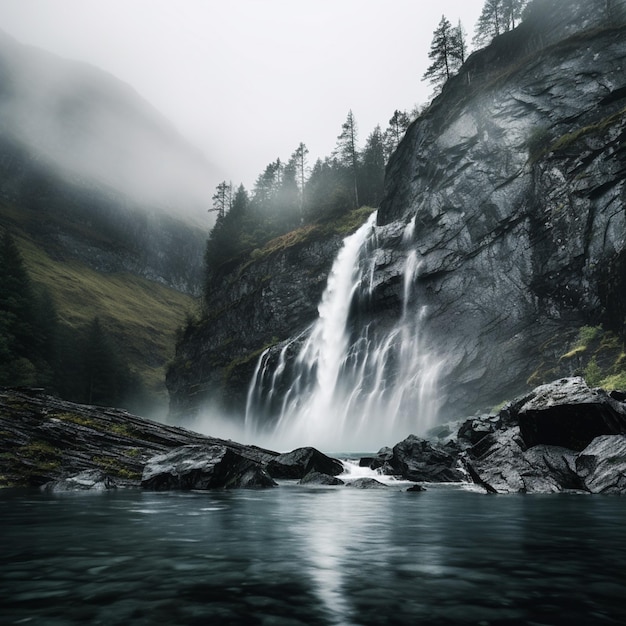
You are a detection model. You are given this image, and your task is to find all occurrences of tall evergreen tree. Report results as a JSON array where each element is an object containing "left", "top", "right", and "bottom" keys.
[
  {"left": 422, "top": 15, "right": 455, "bottom": 91},
  {"left": 359, "top": 125, "right": 386, "bottom": 207},
  {"left": 502, "top": 0, "right": 529, "bottom": 30},
  {"left": 474, "top": 0, "right": 527, "bottom": 47},
  {"left": 474, "top": 0, "right": 504, "bottom": 47},
  {"left": 209, "top": 181, "right": 232, "bottom": 220},
  {"left": 450, "top": 20, "right": 468, "bottom": 71},
  {"left": 384, "top": 110, "right": 411, "bottom": 160},
  {"left": 334, "top": 110, "right": 360, "bottom": 208},
  {"left": 291, "top": 142, "right": 309, "bottom": 215}
]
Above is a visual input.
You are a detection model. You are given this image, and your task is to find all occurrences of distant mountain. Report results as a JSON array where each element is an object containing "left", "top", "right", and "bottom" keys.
[
  {"left": 0, "top": 29, "right": 217, "bottom": 295},
  {"left": 0, "top": 28, "right": 220, "bottom": 218}
]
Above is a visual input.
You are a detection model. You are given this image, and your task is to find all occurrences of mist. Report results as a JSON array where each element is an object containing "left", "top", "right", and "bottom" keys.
[
  {"left": 0, "top": 0, "right": 484, "bottom": 194},
  {"left": 0, "top": 29, "right": 220, "bottom": 225}
]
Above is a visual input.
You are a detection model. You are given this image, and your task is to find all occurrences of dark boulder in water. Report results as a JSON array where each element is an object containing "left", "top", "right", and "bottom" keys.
[
  {"left": 299, "top": 470, "right": 344, "bottom": 486},
  {"left": 345, "top": 477, "right": 388, "bottom": 489},
  {"left": 141, "top": 444, "right": 277, "bottom": 490},
  {"left": 265, "top": 446, "right": 344, "bottom": 479},
  {"left": 576, "top": 435, "right": 626, "bottom": 494},
  {"left": 388, "top": 435, "right": 465, "bottom": 482}
]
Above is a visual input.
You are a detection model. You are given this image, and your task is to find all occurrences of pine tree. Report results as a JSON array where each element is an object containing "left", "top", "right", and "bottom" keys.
[
  {"left": 291, "top": 142, "right": 309, "bottom": 215},
  {"left": 502, "top": 0, "right": 529, "bottom": 30},
  {"left": 359, "top": 125, "right": 386, "bottom": 207},
  {"left": 422, "top": 15, "right": 455, "bottom": 92},
  {"left": 450, "top": 20, "right": 468, "bottom": 72},
  {"left": 384, "top": 110, "right": 411, "bottom": 160},
  {"left": 334, "top": 110, "right": 360, "bottom": 208},
  {"left": 209, "top": 181, "right": 232, "bottom": 220},
  {"left": 474, "top": 0, "right": 527, "bottom": 48}
]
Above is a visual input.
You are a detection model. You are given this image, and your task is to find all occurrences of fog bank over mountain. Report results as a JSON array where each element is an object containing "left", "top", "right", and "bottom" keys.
[{"left": 0, "top": 29, "right": 220, "bottom": 223}]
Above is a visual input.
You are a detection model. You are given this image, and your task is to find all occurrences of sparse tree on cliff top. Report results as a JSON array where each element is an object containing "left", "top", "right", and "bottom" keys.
[
  {"left": 450, "top": 19, "right": 468, "bottom": 70},
  {"left": 422, "top": 15, "right": 455, "bottom": 91},
  {"left": 474, "top": 0, "right": 528, "bottom": 47},
  {"left": 334, "top": 110, "right": 360, "bottom": 208},
  {"left": 384, "top": 109, "right": 411, "bottom": 159}
]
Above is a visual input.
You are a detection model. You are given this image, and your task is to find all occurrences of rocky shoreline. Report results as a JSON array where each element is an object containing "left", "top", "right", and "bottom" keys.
[{"left": 1, "top": 377, "right": 625, "bottom": 494}]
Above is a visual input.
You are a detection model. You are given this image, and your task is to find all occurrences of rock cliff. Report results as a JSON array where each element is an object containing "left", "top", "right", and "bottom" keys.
[
  {"left": 169, "top": 0, "right": 626, "bottom": 426},
  {"left": 375, "top": 0, "right": 626, "bottom": 417},
  {"left": 167, "top": 210, "right": 374, "bottom": 417}
]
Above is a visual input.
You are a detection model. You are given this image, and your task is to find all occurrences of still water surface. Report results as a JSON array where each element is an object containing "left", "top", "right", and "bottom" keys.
[{"left": 1, "top": 483, "right": 625, "bottom": 625}]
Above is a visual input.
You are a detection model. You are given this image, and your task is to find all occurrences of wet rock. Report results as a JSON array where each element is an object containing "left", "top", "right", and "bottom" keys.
[
  {"left": 141, "top": 445, "right": 277, "bottom": 490},
  {"left": 406, "top": 484, "right": 427, "bottom": 492},
  {"left": 0, "top": 388, "right": 277, "bottom": 488},
  {"left": 518, "top": 378, "right": 626, "bottom": 451},
  {"left": 388, "top": 435, "right": 465, "bottom": 482},
  {"left": 345, "top": 477, "right": 388, "bottom": 489},
  {"left": 576, "top": 435, "right": 626, "bottom": 494},
  {"left": 298, "top": 471, "right": 344, "bottom": 486},
  {"left": 359, "top": 447, "right": 393, "bottom": 471},
  {"left": 457, "top": 415, "right": 501, "bottom": 447},
  {"left": 463, "top": 427, "right": 587, "bottom": 494},
  {"left": 265, "top": 447, "right": 344, "bottom": 479},
  {"left": 42, "top": 470, "right": 117, "bottom": 492}
]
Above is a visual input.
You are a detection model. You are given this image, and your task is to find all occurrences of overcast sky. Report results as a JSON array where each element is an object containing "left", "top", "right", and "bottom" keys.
[{"left": 0, "top": 0, "right": 483, "bottom": 189}]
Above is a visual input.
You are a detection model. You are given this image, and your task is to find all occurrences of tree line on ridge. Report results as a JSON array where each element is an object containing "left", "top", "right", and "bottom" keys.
[{"left": 203, "top": 0, "right": 531, "bottom": 301}]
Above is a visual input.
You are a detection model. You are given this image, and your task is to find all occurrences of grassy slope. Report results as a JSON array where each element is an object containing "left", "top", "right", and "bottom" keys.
[{"left": 13, "top": 229, "right": 197, "bottom": 399}]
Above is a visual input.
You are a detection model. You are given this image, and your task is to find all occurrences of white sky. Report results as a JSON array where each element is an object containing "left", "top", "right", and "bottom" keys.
[{"left": 0, "top": 0, "right": 483, "bottom": 189}]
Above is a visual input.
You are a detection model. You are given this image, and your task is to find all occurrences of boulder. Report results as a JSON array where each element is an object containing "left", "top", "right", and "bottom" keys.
[
  {"left": 406, "top": 484, "right": 427, "bottom": 492},
  {"left": 345, "top": 477, "right": 388, "bottom": 489},
  {"left": 457, "top": 415, "right": 501, "bottom": 447},
  {"left": 576, "top": 435, "right": 626, "bottom": 494},
  {"left": 298, "top": 471, "right": 344, "bottom": 486},
  {"left": 388, "top": 435, "right": 465, "bottom": 482},
  {"left": 518, "top": 378, "right": 626, "bottom": 451},
  {"left": 265, "top": 447, "right": 344, "bottom": 479},
  {"left": 42, "top": 469, "right": 117, "bottom": 492},
  {"left": 464, "top": 428, "right": 584, "bottom": 494},
  {"left": 141, "top": 444, "right": 277, "bottom": 490},
  {"left": 359, "top": 446, "right": 393, "bottom": 471}
]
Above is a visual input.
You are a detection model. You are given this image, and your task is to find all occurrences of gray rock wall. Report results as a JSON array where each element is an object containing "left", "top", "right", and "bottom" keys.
[{"left": 169, "top": 0, "right": 626, "bottom": 424}]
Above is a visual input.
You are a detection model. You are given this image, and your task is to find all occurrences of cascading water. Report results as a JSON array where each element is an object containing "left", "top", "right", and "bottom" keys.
[{"left": 245, "top": 210, "right": 443, "bottom": 451}]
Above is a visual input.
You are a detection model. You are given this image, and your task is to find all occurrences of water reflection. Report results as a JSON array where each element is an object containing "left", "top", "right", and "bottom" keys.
[{"left": 1, "top": 487, "right": 626, "bottom": 625}]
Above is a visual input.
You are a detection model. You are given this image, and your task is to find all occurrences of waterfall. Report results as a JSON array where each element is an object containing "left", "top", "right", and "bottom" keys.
[{"left": 245, "top": 210, "right": 442, "bottom": 451}]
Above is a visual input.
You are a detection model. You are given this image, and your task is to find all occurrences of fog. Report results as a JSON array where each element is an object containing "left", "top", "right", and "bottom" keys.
[
  {"left": 0, "top": 0, "right": 483, "bottom": 196},
  {"left": 0, "top": 29, "right": 218, "bottom": 224}
]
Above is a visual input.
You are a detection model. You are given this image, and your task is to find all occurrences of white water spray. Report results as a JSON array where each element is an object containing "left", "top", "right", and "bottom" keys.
[{"left": 245, "top": 211, "right": 442, "bottom": 451}]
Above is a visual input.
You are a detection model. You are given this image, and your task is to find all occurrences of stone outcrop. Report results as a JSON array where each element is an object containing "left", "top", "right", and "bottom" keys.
[
  {"left": 365, "top": 435, "right": 465, "bottom": 483},
  {"left": 299, "top": 471, "right": 345, "bottom": 486},
  {"left": 373, "top": 0, "right": 626, "bottom": 419},
  {"left": 0, "top": 387, "right": 278, "bottom": 489},
  {"left": 460, "top": 378, "right": 626, "bottom": 493},
  {"left": 168, "top": 0, "right": 626, "bottom": 424},
  {"left": 141, "top": 444, "right": 277, "bottom": 490},
  {"left": 517, "top": 378, "right": 626, "bottom": 450},
  {"left": 576, "top": 435, "right": 626, "bottom": 494},
  {"left": 266, "top": 447, "right": 345, "bottom": 479}
]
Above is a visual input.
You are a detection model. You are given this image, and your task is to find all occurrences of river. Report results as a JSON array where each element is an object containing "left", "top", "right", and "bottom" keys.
[{"left": 1, "top": 480, "right": 625, "bottom": 625}]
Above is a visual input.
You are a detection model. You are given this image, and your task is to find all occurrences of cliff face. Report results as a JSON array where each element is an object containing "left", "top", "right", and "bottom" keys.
[
  {"left": 374, "top": 0, "right": 626, "bottom": 416},
  {"left": 169, "top": 0, "right": 626, "bottom": 424},
  {"left": 167, "top": 215, "right": 373, "bottom": 417}
]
